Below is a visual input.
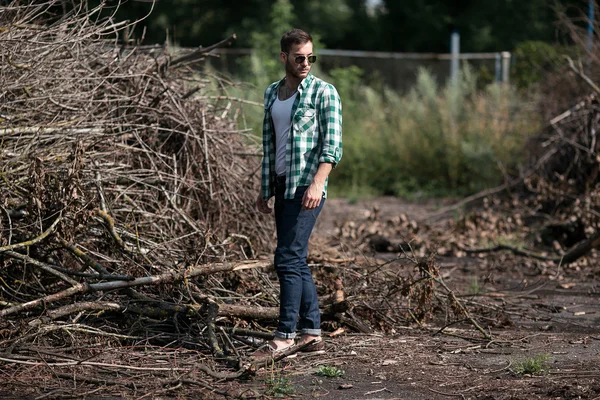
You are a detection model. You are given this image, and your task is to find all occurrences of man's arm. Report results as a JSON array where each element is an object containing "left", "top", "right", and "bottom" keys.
[
  {"left": 302, "top": 83, "right": 343, "bottom": 209},
  {"left": 302, "top": 162, "right": 333, "bottom": 209},
  {"left": 317, "top": 84, "right": 343, "bottom": 168}
]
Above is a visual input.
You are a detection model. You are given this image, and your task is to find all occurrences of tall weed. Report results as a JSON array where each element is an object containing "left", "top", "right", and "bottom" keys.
[{"left": 328, "top": 66, "right": 540, "bottom": 198}]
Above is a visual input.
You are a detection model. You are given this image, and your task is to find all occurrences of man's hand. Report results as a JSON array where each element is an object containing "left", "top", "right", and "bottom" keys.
[
  {"left": 302, "top": 182, "right": 323, "bottom": 210},
  {"left": 256, "top": 193, "right": 272, "bottom": 214}
]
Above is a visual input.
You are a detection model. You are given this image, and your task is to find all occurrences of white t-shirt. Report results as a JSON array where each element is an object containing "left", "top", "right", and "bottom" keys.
[{"left": 271, "top": 91, "right": 298, "bottom": 176}]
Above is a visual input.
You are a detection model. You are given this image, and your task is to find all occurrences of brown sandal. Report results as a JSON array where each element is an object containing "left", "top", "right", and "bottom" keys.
[
  {"left": 250, "top": 341, "right": 296, "bottom": 363},
  {"left": 297, "top": 337, "right": 325, "bottom": 352}
]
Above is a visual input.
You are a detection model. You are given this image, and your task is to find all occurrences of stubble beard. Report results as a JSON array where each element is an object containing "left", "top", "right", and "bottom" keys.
[{"left": 285, "top": 58, "right": 309, "bottom": 80}]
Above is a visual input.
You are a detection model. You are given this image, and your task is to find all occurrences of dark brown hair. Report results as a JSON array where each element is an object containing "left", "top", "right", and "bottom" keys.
[{"left": 280, "top": 29, "right": 313, "bottom": 53}]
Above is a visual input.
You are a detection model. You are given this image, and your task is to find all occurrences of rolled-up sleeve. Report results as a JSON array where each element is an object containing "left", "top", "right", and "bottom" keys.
[{"left": 318, "top": 84, "right": 342, "bottom": 167}]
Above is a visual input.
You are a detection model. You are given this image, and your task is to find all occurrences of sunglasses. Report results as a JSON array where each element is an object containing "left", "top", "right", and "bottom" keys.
[{"left": 285, "top": 53, "right": 317, "bottom": 64}]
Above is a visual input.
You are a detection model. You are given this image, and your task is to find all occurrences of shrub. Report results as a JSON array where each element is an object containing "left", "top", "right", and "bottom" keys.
[
  {"left": 328, "top": 66, "right": 541, "bottom": 198},
  {"left": 512, "top": 41, "right": 578, "bottom": 89}
]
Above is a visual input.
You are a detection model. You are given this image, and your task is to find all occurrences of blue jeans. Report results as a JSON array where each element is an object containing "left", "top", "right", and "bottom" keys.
[{"left": 273, "top": 180, "right": 324, "bottom": 339}]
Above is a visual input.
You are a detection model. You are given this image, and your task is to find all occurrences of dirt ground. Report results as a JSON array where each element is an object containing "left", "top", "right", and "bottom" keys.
[
  {"left": 245, "top": 197, "right": 600, "bottom": 400},
  {"left": 1, "top": 197, "right": 599, "bottom": 399}
]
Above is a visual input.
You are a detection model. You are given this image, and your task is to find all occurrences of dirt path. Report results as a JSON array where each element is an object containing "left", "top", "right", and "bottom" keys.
[
  {"left": 244, "top": 198, "right": 600, "bottom": 399},
  {"left": 1, "top": 198, "right": 598, "bottom": 400}
]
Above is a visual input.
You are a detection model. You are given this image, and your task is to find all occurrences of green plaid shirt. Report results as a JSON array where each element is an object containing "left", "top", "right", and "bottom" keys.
[{"left": 261, "top": 73, "right": 342, "bottom": 200}]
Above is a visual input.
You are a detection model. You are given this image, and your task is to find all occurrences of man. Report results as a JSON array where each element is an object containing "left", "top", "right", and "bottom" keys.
[{"left": 253, "top": 29, "right": 342, "bottom": 361}]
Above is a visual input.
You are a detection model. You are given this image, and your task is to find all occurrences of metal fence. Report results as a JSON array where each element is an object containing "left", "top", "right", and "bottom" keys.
[{"left": 209, "top": 48, "right": 511, "bottom": 92}]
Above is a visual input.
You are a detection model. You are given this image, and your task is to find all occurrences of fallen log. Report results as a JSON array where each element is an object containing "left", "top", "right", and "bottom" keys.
[
  {"left": 47, "top": 300, "right": 279, "bottom": 321},
  {"left": 560, "top": 230, "right": 600, "bottom": 265}
]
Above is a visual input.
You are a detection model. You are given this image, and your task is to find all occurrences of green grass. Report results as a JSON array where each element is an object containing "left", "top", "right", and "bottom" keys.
[
  {"left": 513, "top": 354, "right": 551, "bottom": 375},
  {"left": 467, "top": 277, "right": 481, "bottom": 295},
  {"left": 266, "top": 376, "right": 295, "bottom": 397},
  {"left": 314, "top": 365, "right": 345, "bottom": 378}
]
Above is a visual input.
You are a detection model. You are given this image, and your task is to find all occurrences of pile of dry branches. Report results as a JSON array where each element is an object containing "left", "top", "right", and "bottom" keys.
[
  {"left": 0, "top": 0, "right": 280, "bottom": 360},
  {"left": 497, "top": 6, "right": 600, "bottom": 264},
  {"left": 521, "top": 89, "right": 600, "bottom": 259}
]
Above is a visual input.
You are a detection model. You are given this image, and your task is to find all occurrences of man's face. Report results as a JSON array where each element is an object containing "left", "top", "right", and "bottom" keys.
[{"left": 282, "top": 41, "right": 313, "bottom": 80}]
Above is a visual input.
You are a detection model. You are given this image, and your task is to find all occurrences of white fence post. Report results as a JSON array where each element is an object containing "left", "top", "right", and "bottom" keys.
[
  {"left": 495, "top": 53, "right": 502, "bottom": 82},
  {"left": 450, "top": 30, "right": 460, "bottom": 83},
  {"left": 501, "top": 51, "right": 511, "bottom": 84}
]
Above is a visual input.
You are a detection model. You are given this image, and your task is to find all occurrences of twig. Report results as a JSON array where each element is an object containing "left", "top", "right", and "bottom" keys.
[
  {"left": 47, "top": 301, "right": 122, "bottom": 319},
  {"left": 223, "top": 327, "right": 274, "bottom": 340},
  {"left": 55, "top": 373, "right": 134, "bottom": 388},
  {"left": 0, "top": 284, "right": 87, "bottom": 317},
  {"left": 201, "top": 109, "right": 214, "bottom": 199},
  {"left": 58, "top": 238, "right": 111, "bottom": 276},
  {"left": 4, "top": 250, "right": 79, "bottom": 286},
  {"left": 460, "top": 230, "right": 600, "bottom": 266},
  {"left": 0, "top": 214, "right": 61, "bottom": 253},
  {"left": 565, "top": 56, "right": 600, "bottom": 95},
  {"left": 459, "top": 244, "right": 557, "bottom": 261},
  {"left": 427, "top": 388, "right": 466, "bottom": 399},
  {"left": 364, "top": 388, "right": 391, "bottom": 396},
  {"left": 170, "top": 33, "right": 237, "bottom": 67},
  {"left": 95, "top": 209, "right": 130, "bottom": 252},
  {"left": 418, "top": 264, "right": 492, "bottom": 340}
]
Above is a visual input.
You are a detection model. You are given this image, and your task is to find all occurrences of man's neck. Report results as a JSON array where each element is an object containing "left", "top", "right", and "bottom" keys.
[{"left": 285, "top": 75, "right": 302, "bottom": 91}]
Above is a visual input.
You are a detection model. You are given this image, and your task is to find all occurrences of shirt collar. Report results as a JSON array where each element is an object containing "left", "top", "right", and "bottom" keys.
[
  {"left": 277, "top": 73, "right": 313, "bottom": 91},
  {"left": 299, "top": 73, "right": 313, "bottom": 90}
]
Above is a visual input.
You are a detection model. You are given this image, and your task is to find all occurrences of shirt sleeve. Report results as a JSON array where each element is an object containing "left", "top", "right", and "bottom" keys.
[
  {"left": 261, "top": 85, "right": 275, "bottom": 199},
  {"left": 318, "top": 84, "right": 343, "bottom": 167}
]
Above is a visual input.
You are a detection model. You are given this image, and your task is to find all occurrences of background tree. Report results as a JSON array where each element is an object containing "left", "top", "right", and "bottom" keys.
[{"left": 96, "top": 0, "right": 586, "bottom": 52}]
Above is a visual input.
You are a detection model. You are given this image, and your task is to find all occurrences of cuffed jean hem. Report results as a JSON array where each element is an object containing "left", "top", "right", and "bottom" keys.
[
  {"left": 299, "top": 328, "right": 321, "bottom": 336},
  {"left": 274, "top": 330, "right": 296, "bottom": 339}
]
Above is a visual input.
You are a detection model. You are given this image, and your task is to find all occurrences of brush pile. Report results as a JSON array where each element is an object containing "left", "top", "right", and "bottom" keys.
[
  {"left": 524, "top": 91, "right": 600, "bottom": 248},
  {"left": 0, "top": 0, "right": 277, "bottom": 345}
]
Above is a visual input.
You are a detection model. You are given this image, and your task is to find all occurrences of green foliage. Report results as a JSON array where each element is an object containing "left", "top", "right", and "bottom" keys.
[
  {"left": 266, "top": 376, "right": 295, "bottom": 397},
  {"left": 326, "top": 66, "right": 376, "bottom": 195},
  {"left": 379, "top": 0, "right": 579, "bottom": 52},
  {"left": 315, "top": 365, "right": 345, "bottom": 378},
  {"left": 513, "top": 354, "right": 551, "bottom": 375},
  {"left": 329, "top": 66, "right": 364, "bottom": 101},
  {"left": 328, "top": 66, "right": 541, "bottom": 198},
  {"left": 292, "top": 0, "right": 354, "bottom": 46},
  {"left": 248, "top": 0, "right": 296, "bottom": 88},
  {"left": 512, "top": 41, "right": 578, "bottom": 89},
  {"left": 90, "top": 0, "right": 584, "bottom": 54}
]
